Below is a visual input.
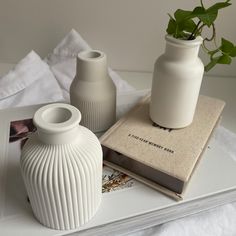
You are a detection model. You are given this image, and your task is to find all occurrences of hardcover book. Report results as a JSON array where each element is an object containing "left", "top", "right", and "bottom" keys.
[{"left": 100, "top": 95, "right": 225, "bottom": 200}]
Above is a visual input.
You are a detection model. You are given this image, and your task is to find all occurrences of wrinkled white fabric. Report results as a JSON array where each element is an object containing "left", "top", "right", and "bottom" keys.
[
  {"left": 214, "top": 126, "right": 236, "bottom": 162},
  {"left": 0, "top": 51, "right": 64, "bottom": 108},
  {"left": 46, "top": 29, "right": 134, "bottom": 101},
  {"left": 124, "top": 202, "right": 236, "bottom": 236}
]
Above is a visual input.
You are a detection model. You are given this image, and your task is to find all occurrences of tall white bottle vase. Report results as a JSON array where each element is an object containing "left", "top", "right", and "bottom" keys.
[
  {"left": 150, "top": 35, "right": 204, "bottom": 129},
  {"left": 70, "top": 50, "right": 116, "bottom": 133},
  {"left": 20, "top": 103, "right": 103, "bottom": 230}
]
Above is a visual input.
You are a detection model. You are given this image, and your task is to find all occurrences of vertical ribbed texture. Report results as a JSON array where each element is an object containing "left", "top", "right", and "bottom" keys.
[
  {"left": 20, "top": 126, "right": 102, "bottom": 230},
  {"left": 70, "top": 50, "right": 117, "bottom": 133},
  {"left": 78, "top": 99, "right": 116, "bottom": 132}
]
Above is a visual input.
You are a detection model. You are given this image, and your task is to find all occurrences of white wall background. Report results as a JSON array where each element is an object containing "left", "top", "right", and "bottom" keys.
[{"left": 0, "top": 0, "right": 236, "bottom": 76}]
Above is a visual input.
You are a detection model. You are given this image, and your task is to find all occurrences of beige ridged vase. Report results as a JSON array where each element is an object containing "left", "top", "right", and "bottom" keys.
[
  {"left": 20, "top": 103, "right": 103, "bottom": 230},
  {"left": 70, "top": 50, "right": 116, "bottom": 133}
]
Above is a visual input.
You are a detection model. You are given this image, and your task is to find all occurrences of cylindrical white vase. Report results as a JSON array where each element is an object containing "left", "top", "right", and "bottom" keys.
[
  {"left": 150, "top": 35, "right": 204, "bottom": 128},
  {"left": 20, "top": 103, "right": 103, "bottom": 230},
  {"left": 70, "top": 50, "right": 116, "bottom": 133}
]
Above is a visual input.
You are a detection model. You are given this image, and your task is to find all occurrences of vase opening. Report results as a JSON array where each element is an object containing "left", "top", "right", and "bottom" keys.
[
  {"left": 165, "top": 35, "right": 203, "bottom": 47},
  {"left": 79, "top": 50, "right": 103, "bottom": 60},
  {"left": 42, "top": 107, "right": 72, "bottom": 124},
  {"left": 33, "top": 103, "right": 82, "bottom": 138},
  {"left": 86, "top": 51, "right": 102, "bottom": 59}
]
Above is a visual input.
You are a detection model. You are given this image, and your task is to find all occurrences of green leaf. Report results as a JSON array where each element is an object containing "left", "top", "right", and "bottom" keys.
[
  {"left": 199, "top": 10, "right": 217, "bottom": 27},
  {"left": 207, "top": 2, "right": 231, "bottom": 12},
  {"left": 218, "top": 54, "right": 232, "bottom": 64},
  {"left": 174, "top": 9, "right": 192, "bottom": 23},
  {"left": 174, "top": 27, "right": 186, "bottom": 38},
  {"left": 182, "top": 19, "right": 197, "bottom": 33},
  {"left": 166, "top": 17, "right": 177, "bottom": 35},
  {"left": 166, "top": 13, "right": 194, "bottom": 39},
  {"left": 192, "top": 6, "right": 217, "bottom": 27},
  {"left": 194, "top": 1, "right": 231, "bottom": 27},
  {"left": 204, "top": 57, "right": 220, "bottom": 72},
  {"left": 208, "top": 48, "right": 220, "bottom": 57},
  {"left": 220, "top": 38, "right": 234, "bottom": 53},
  {"left": 192, "top": 6, "right": 205, "bottom": 15},
  {"left": 230, "top": 47, "right": 236, "bottom": 57}
]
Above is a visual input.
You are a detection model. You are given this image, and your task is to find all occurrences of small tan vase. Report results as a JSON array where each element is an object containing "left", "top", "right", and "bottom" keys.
[{"left": 70, "top": 50, "right": 116, "bottom": 133}]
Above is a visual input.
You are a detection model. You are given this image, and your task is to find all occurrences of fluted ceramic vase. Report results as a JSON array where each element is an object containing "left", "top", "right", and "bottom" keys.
[
  {"left": 70, "top": 50, "right": 116, "bottom": 133},
  {"left": 20, "top": 103, "right": 103, "bottom": 230},
  {"left": 150, "top": 35, "right": 204, "bottom": 129}
]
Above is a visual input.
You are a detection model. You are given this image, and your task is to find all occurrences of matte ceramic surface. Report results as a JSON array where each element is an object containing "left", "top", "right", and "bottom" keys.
[
  {"left": 150, "top": 35, "right": 204, "bottom": 128},
  {"left": 20, "top": 103, "right": 103, "bottom": 230},
  {"left": 70, "top": 50, "right": 116, "bottom": 133}
]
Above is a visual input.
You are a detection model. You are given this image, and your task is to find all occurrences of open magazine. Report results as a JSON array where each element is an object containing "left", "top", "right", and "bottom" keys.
[{"left": 0, "top": 100, "right": 236, "bottom": 236}]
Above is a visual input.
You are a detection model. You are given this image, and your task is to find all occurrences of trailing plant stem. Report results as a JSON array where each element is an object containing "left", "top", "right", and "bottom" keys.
[
  {"left": 200, "top": 0, "right": 204, "bottom": 8},
  {"left": 188, "top": 20, "right": 201, "bottom": 40},
  {"left": 205, "top": 23, "right": 216, "bottom": 42}
]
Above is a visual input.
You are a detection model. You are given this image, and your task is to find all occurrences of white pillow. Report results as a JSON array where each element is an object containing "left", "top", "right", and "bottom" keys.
[{"left": 0, "top": 51, "right": 64, "bottom": 109}]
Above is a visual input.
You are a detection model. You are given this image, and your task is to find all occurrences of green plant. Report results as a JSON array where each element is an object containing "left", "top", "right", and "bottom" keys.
[{"left": 166, "top": 0, "right": 236, "bottom": 71}]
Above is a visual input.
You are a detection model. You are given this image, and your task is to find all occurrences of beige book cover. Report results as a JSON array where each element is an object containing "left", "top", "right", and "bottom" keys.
[{"left": 100, "top": 94, "right": 225, "bottom": 200}]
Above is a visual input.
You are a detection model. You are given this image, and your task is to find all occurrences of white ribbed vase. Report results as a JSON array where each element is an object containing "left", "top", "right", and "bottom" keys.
[
  {"left": 20, "top": 103, "right": 103, "bottom": 230},
  {"left": 70, "top": 50, "right": 116, "bottom": 133}
]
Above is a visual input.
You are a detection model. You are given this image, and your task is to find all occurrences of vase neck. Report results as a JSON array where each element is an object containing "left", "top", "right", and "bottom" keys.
[
  {"left": 37, "top": 126, "right": 80, "bottom": 145},
  {"left": 33, "top": 103, "right": 82, "bottom": 145},
  {"left": 76, "top": 50, "right": 108, "bottom": 82},
  {"left": 164, "top": 35, "right": 202, "bottom": 61}
]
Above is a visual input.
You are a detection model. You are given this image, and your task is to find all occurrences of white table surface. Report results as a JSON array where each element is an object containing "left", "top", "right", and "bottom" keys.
[{"left": 1, "top": 63, "right": 236, "bottom": 236}]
